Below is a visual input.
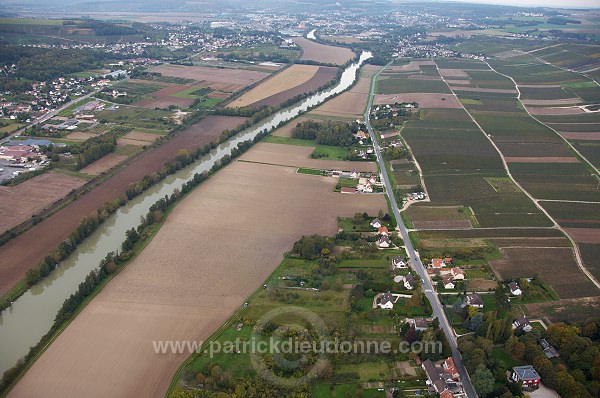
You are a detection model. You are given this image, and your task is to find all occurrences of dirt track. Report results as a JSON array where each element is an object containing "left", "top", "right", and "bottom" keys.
[
  {"left": 0, "top": 116, "right": 246, "bottom": 297},
  {"left": 9, "top": 160, "right": 386, "bottom": 398}
]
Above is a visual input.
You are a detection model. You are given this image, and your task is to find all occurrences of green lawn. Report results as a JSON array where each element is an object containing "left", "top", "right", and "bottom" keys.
[
  {"left": 492, "top": 348, "right": 525, "bottom": 368},
  {"left": 263, "top": 135, "right": 315, "bottom": 147},
  {"left": 313, "top": 145, "right": 350, "bottom": 160},
  {"left": 298, "top": 167, "right": 327, "bottom": 176}
]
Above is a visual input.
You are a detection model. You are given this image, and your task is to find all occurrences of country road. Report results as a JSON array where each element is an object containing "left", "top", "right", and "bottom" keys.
[{"left": 365, "top": 63, "right": 478, "bottom": 398}]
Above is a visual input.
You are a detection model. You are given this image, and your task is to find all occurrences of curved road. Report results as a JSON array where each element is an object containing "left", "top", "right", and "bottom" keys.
[{"left": 365, "top": 64, "right": 478, "bottom": 398}]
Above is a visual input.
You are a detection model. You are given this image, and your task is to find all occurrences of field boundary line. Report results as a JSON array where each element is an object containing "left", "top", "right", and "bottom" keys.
[{"left": 435, "top": 61, "right": 600, "bottom": 293}]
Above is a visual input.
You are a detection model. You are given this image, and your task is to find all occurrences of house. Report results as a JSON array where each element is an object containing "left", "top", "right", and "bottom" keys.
[
  {"left": 465, "top": 293, "right": 484, "bottom": 308},
  {"left": 392, "top": 256, "right": 407, "bottom": 269},
  {"left": 509, "top": 282, "right": 522, "bottom": 296},
  {"left": 431, "top": 258, "right": 447, "bottom": 269},
  {"left": 511, "top": 365, "right": 541, "bottom": 390},
  {"left": 440, "top": 390, "right": 455, "bottom": 398},
  {"left": 450, "top": 267, "right": 465, "bottom": 280},
  {"left": 404, "top": 274, "right": 416, "bottom": 290},
  {"left": 340, "top": 187, "right": 356, "bottom": 194},
  {"left": 423, "top": 359, "right": 447, "bottom": 394},
  {"left": 410, "top": 317, "right": 429, "bottom": 332},
  {"left": 378, "top": 226, "right": 389, "bottom": 236},
  {"left": 378, "top": 292, "right": 395, "bottom": 309},
  {"left": 370, "top": 218, "right": 382, "bottom": 228},
  {"left": 539, "top": 338, "right": 560, "bottom": 359},
  {"left": 513, "top": 317, "right": 533, "bottom": 333},
  {"left": 442, "top": 275, "right": 455, "bottom": 290},
  {"left": 377, "top": 235, "right": 391, "bottom": 248},
  {"left": 355, "top": 130, "right": 368, "bottom": 140},
  {"left": 443, "top": 357, "right": 459, "bottom": 380}
]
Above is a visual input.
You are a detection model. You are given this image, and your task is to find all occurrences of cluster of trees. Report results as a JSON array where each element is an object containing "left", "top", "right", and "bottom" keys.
[
  {"left": 291, "top": 235, "right": 334, "bottom": 260},
  {"left": 459, "top": 335, "right": 522, "bottom": 398},
  {"left": 75, "top": 130, "right": 119, "bottom": 169},
  {"left": 217, "top": 51, "right": 293, "bottom": 64},
  {"left": 400, "top": 317, "right": 452, "bottom": 361},
  {"left": 1, "top": 46, "right": 116, "bottom": 82},
  {"left": 78, "top": 20, "right": 140, "bottom": 36},
  {"left": 383, "top": 146, "right": 409, "bottom": 161},
  {"left": 291, "top": 120, "right": 359, "bottom": 147}
]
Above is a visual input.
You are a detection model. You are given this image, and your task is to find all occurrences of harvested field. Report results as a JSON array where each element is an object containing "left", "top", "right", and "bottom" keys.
[
  {"left": 133, "top": 84, "right": 196, "bottom": 109},
  {"left": 0, "top": 115, "right": 247, "bottom": 297},
  {"left": 374, "top": 93, "right": 461, "bottom": 108},
  {"left": 504, "top": 157, "right": 580, "bottom": 163},
  {"left": 489, "top": 237, "right": 572, "bottom": 248},
  {"left": 496, "top": 142, "right": 572, "bottom": 157},
  {"left": 122, "top": 131, "right": 163, "bottom": 143},
  {"left": 527, "top": 107, "right": 584, "bottom": 116},
  {"left": 560, "top": 132, "right": 600, "bottom": 140},
  {"left": 148, "top": 65, "right": 269, "bottom": 90},
  {"left": 235, "top": 66, "right": 337, "bottom": 109},
  {"left": 117, "top": 138, "right": 149, "bottom": 147},
  {"left": 10, "top": 160, "right": 386, "bottom": 398},
  {"left": 79, "top": 153, "right": 127, "bottom": 175},
  {"left": 564, "top": 228, "right": 600, "bottom": 244},
  {"left": 388, "top": 60, "right": 436, "bottom": 72},
  {"left": 238, "top": 142, "right": 378, "bottom": 172},
  {"left": 293, "top": 37, "right": 355, "bottom": 65},
  {"left": 64, "top": 131, "right": 102, "bottom": 142},
  {"left": 0, "top": 171, "right": 85, "bottom": 233},
  {"left": 490, "top": 247, "right": 599, "bottom": 299},
  {"left": 521, "top": 98, "right": 581, "bottom": 106},
  {"left": 467, "top": 279, "right": 498, "bottom": 291},
  {"left": 439, "top": 69, "right": 469, "bottom": 78},
  {"left": 450, "top": 86, "right": 517, "bottom": 94},
  {"left": 446, "top": 79, "right": 470, "bottom": 85},
  {"left": 228, "top": 65, "right": 319, "bottom": 107},
  {"left": 525, "top": 297, "right": 600, "bottom": 323},
  {"left": 412, "top": 220, "right": 472, "bottom": 230}
]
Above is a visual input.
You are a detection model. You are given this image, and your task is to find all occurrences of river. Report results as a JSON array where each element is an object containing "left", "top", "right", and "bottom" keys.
[
  {"left": 307, "top": 29, "right": 316, "bottom": 40},
  {"left": 0, "top": 51, "right": 372, "bottom": 376}
]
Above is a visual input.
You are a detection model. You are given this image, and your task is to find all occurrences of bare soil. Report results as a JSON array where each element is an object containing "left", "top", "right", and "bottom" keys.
[
  {"left": 560, "top": 132, "right": 600, "bottom": 140},
  {"left": 238, "top": 142, "right": 378, "bottom": 172},
  {"left": 0, "top": 116, "right": 247, "bottom": 297},
  {"left": 9, "top": 160, "right": 386, "bottom": 398},
  {"left": 148, "top": 65, "right": 269, "bottom": 88},
  {"left": 79, "top": 153, "right": 127, "bottom": 175},
  {"left": 564, "top": 228, "right": 600, "bottom": 244},
  {"left": 489, "top": 247, "right": 599, "bottom": 299},
  {"left": 0, "top": 172, "right": 85, "bottom": 233},
  {"left": 292, "top": 37, "right": 355, "bottom": 65}
]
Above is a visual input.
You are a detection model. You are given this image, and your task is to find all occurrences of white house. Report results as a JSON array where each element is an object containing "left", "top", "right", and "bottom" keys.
[
  {"left": 378, "top": 292, "right": 395, "bottom": 309},
  {"left": 450, "top": 267, "right": 465, "bottom": 280},
  {"left": 442, "top": 275, "right": 455, "bottom": 290},
  {"left": 370, "top": 218, "right": 382, "bottom": 228},
  {"left": 509, "top": 282, "right": 522, "bottom": 296},
  {"left": 465, "top": 293, "right": 484, "bottom": 308},
  {"left": 377, "top": 235, "right": 391, "bottom": 248},
  {"left": 392, "top": 256, "right": 407, "bottom": 269},
  {"left": 513, "top": 317, "right": 533, "bottom": 333},
  {"left": 404, "top": 274, "right": 416, "bottom": 290}
]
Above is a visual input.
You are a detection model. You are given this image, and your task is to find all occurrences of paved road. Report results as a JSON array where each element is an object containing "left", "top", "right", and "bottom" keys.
[{"left": 364, "top": 63, "right": 477, "bottom": 398}]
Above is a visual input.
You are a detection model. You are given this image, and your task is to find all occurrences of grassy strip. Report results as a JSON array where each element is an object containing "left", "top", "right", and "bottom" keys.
[{"left": 297, "top": 167, "right": 326, "bottom": 176}]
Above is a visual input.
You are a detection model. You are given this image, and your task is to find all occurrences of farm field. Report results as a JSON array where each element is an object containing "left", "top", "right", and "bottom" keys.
[
  {"left": 0, "top": 116, "right": 247, "bottom": 298},
  {"left": 490, "top": 246, "right": 599, "bottom": 299},
  {"left": 309, "top": 66, "right": 379, "bottom": 118},
  {"left": 148, "top": 64, "right": 270, "bottom": 92},
  {"left": 9, "top": 158, "right": 386, "bottom": 398},
  {"left": 78, "top": 153, "right": 128, "bottom": 175},
  {"left": 0, "top": 171, "right": 86, "bottom": 233},
  {"left": 238, "top": 142, "right": 378, "bottom": 172},
  {"left": 292, "top": 37, "right": 355, "bottom": 65},
  {"left": 228, "top": 65, "right": 336, "bottom": 108}
]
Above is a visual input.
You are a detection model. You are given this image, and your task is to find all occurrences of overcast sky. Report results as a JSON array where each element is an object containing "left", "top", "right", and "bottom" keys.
[{"left": 446, "top": 0, "right": 599, "bottom": 8}]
